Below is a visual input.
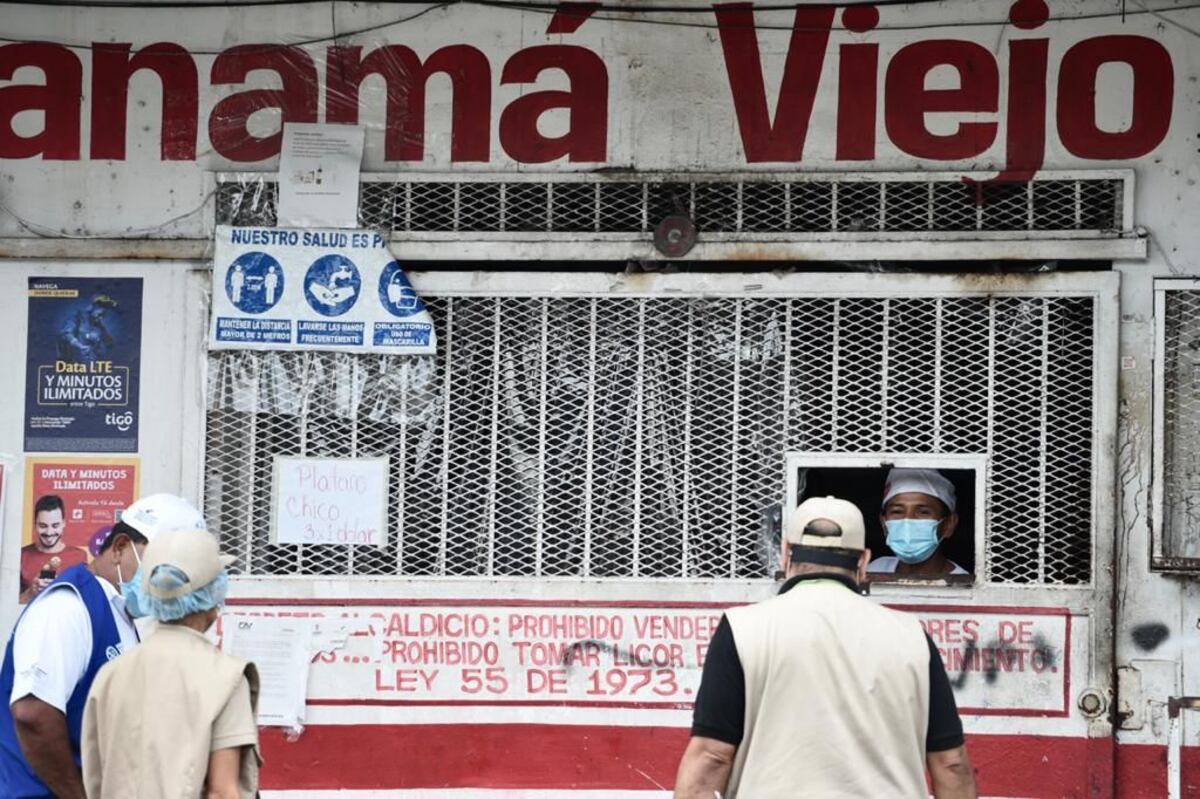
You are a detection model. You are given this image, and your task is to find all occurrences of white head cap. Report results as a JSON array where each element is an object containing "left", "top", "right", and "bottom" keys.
[
  {"left": 119, "top": 493, "right": 207, "bottom": 542},
  {"left": 882, "top": 468, "right": 957, "bottom": 513}
]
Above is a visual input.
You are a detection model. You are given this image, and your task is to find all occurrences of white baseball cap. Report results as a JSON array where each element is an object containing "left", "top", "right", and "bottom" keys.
[
  {"left": 119, "top": 493, "right": 207, "bottom": 542},
  {"left": 882, "top": 468, "right": 957, "bottom": 513},
  {"left": 786, "top": 496, "right": 866, "bottom": 550}
]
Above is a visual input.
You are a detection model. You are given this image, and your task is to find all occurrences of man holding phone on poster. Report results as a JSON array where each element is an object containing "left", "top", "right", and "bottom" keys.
[{"left": 19, "top": 496, "right": 87, "bottom": 604}]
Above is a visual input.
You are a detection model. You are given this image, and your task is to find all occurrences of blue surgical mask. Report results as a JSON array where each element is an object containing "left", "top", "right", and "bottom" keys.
[
  {"left": 117, "top": 547, "right": 148, "bottom": 619},
  {"left": 885, "top": 519, "right": 942, "bottom": 565}
]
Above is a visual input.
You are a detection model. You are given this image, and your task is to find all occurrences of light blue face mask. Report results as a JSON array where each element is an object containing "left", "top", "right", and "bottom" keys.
[
  {"left": 117, "top": 546, "right": 148, "bottom": 619},
  {"left": 885, "top": 519, "right": 943, "bottom": 565}
]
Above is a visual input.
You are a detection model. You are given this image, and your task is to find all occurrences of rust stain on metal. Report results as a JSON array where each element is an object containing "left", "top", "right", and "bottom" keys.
[
  {"left": 948, "top": 271, "right": 1046, "bottom": 293},
  {"left": 0, "top": 238, "right": 209, "bottom": 260},
  {"left": 726, "top": 245, "right": 805, "bottom": 262}
]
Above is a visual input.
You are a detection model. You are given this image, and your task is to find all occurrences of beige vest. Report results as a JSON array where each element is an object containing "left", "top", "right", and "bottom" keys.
[
  {"left": 725, "top": 578, "right": 931, "bottom": 798},
  {"left": 83, "top": 624, "right": 260, "bottom": 798}
]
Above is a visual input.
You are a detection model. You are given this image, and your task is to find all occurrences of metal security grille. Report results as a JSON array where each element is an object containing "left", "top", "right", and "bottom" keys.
[
  {"left": 204, "top": 283, "right": 1096, "bottom": 584},
  {"left": 216, "top": 173, "right": 1127, "bottom": 236},
  {"left": 1157, "top": 286, "right": 1200, "bottom": 564}
]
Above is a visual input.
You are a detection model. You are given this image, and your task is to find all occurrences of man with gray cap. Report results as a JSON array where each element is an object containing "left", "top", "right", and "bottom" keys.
[
  {"left": 869, "top": 467, "right": 967, "bottom": 577},
  {"left": 673, "top": 496, "right": 976, "bottom": 798},
  {"left": 0, "top": 494, "right": 206, "bottom": 799}
]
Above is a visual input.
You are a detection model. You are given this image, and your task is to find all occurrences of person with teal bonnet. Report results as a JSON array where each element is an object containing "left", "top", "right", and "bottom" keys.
[
  {"left": 82, "top": 527, "right": 260, "bottom": 799},
  {"left": 868, "top": 467, "right": 967, "bottom": 577}
]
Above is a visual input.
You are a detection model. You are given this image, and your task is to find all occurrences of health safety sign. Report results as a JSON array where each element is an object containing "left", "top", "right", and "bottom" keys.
[{"left": 209, "top": 226, "right": 436, "bottom": 354}]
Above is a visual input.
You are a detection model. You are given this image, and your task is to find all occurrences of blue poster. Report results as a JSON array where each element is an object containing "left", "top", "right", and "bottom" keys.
[
  {"left": 24, "top": 277, "right": 143, "bottom": 453},
  {"left": 211, "top": 226, "right": 437, "bottom": 355}
]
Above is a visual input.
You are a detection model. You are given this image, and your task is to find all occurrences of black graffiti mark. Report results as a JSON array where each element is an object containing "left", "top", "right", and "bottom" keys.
[
  {"left": 947, "top": 634, "right": 1058, "bottom": 689},
  {"left": 1130, "top": 622, "right": 1170, "bottom": 653},
  {"left": 950, "top": 642, "right": 974, "bottom": 690},
  {"left": 559, "top": 638, "right": 660, "bottom": 669}
]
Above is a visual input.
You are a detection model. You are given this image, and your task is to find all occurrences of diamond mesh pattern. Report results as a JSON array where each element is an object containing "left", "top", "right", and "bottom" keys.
[
  {"left": 646, "top": 183, "right": 691, "bottom": 229},
  {"left": 836, "top": 183, "right": 881, "bottom": 232},
  {"left": 741, "top": 183, "right": 789, "bottom": 232},
  {"left": 790, "top": 182, "right": 834, "bottom": 232},
  {"left": 552, "top": 183, "right": 598, "bottom": 232},
  {"left": 458, "top": 183, "right": 502, "bottom": 232},
  {"left": 988, "top": 298, "right": 1045, "bottom": 582},
  {"left": 205, "top": 290, "right": 1096, "bottom": 584},
  {"left": 1043, "top": 297, "right": 1093, "bottom": 582},
  {"left": 216, "top": 176, "right": 1126, "bottom": 235},
  {"left": 980, "top": 182, "right": 1030, "bottom": 231},
  {"left": 884, "top": 182, "right": 933, "bottom": 232},
  {"left": 1161, "top": 289, "right": 1200, "bottom": 560}
]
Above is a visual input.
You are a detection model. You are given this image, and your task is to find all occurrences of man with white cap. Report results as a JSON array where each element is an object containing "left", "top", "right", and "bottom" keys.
[
  {"left": 869, "top": 467, "right": 968, "bottom": 577},
  {"left": 673, "top": 496, "right": 976, "bottom": 798},
  {"left": 83, "top": 527, "right": 259, "bottom": 799},
  {"left": 0, "top": 493, "right": 206, "bottom": 799}
]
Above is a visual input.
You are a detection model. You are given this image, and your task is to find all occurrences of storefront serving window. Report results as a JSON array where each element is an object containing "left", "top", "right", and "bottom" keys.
[{"left": 784, "top": 458, "right": 982, "bottom": 584}]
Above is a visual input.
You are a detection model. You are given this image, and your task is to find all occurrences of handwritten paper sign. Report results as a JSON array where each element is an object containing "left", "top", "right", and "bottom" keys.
[{"left": 271, "top": 456, "right": 388, "bottom": 547}]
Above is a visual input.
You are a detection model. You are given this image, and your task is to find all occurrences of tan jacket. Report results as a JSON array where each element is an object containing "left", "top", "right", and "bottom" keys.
[
  {"left": 82, "top": 624, "right": 261, "bottom": 798},
  {"left": 724, "top": 578, "right": 931, "bottom": 798}
]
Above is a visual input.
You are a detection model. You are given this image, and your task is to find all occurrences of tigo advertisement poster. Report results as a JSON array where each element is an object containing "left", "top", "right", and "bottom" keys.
[
  {"left": 20, "top": 457, "right": 139, "bottom": 603},
  {"left": 23, "top": 277, "right": 143, "bottom": 452}
]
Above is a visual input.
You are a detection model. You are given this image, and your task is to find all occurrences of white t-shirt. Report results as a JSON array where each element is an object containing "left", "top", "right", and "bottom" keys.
[
  {"left": 867, "top": 556, "right": 969, "bottom": 576},
  {"left": 10, "top": 577, "right": 139, "bottom": 713}
]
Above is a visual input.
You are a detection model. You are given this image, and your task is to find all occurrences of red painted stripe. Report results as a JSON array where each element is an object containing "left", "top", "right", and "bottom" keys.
[
  {"left": 1116, "top": 742, "right": 1200, "bottom": 798},
  {"left": 260, "top": 724, "right": 689, "bottom": 791},
  {"left": 259, "top": 725, "right": 1200, "bottom": 795}
]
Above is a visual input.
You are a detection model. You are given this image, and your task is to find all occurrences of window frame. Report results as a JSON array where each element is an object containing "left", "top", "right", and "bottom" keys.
[
  {"left": 784, "top": 452, "right": 988, "bottom": 588},
  {"left": 188, "top": 269, "right": 1117, "bottom": 601},
  {"left": 1151, "top": 278, "right": 1200, "bottom": 571}
]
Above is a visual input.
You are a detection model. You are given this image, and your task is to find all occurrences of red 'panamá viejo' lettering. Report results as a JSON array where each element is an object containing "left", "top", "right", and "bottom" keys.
[
  {"left": 716, "top": 0, "right": 1173, "bottom": 172},
  {"left": 0, "top": 12, "right": 609, "bottom": 163},
  {"left": 0, "top": 1, "right": 1174, "bottom": 167}
]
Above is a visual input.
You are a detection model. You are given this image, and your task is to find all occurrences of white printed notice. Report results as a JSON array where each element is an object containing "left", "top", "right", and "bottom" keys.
[
  {"left": 272, "top": 456, "right": 388, "bottom": 547},
  {"left": 221, "top": 617, "right": 313, "bottom": 729},
  {"left": 209, "top": 226, "right": 436, "bottom": 354},
  {"left": 277, "top": 123, "right": 364, "bottom": 229}
]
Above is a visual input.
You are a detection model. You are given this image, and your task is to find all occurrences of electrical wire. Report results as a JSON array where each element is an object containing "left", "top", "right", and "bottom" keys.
[
  {"left": 0, "top": 187, "right": 217, "bottom": 239},
  {"left": 1131, "top": 0, "right": 1200, "bottom": 35},
  {"left": 1, "top": 0, "right": 1198, "bottom": 51},
  {"left": 0, "top": 0, "right": 977, "bottom": 7},
  {"left": 476, "top": 0, "right": 1200, "bottom": 32},
  {"left": 0, "top": 2, "right": 454, "bottom": 52}
]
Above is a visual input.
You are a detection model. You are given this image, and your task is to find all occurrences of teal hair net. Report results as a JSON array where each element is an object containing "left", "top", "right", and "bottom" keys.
[{"left": 123, "top": 565, "right": 229, "bottom": 622}]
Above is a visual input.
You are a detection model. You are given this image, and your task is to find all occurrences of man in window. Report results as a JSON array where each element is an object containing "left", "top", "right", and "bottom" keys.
[
  {"left": 673, "top": 495, "right": 976, "bottom": 798},
  {"left": 869, "top": 467, "right": 968, "bottom": 577}
]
